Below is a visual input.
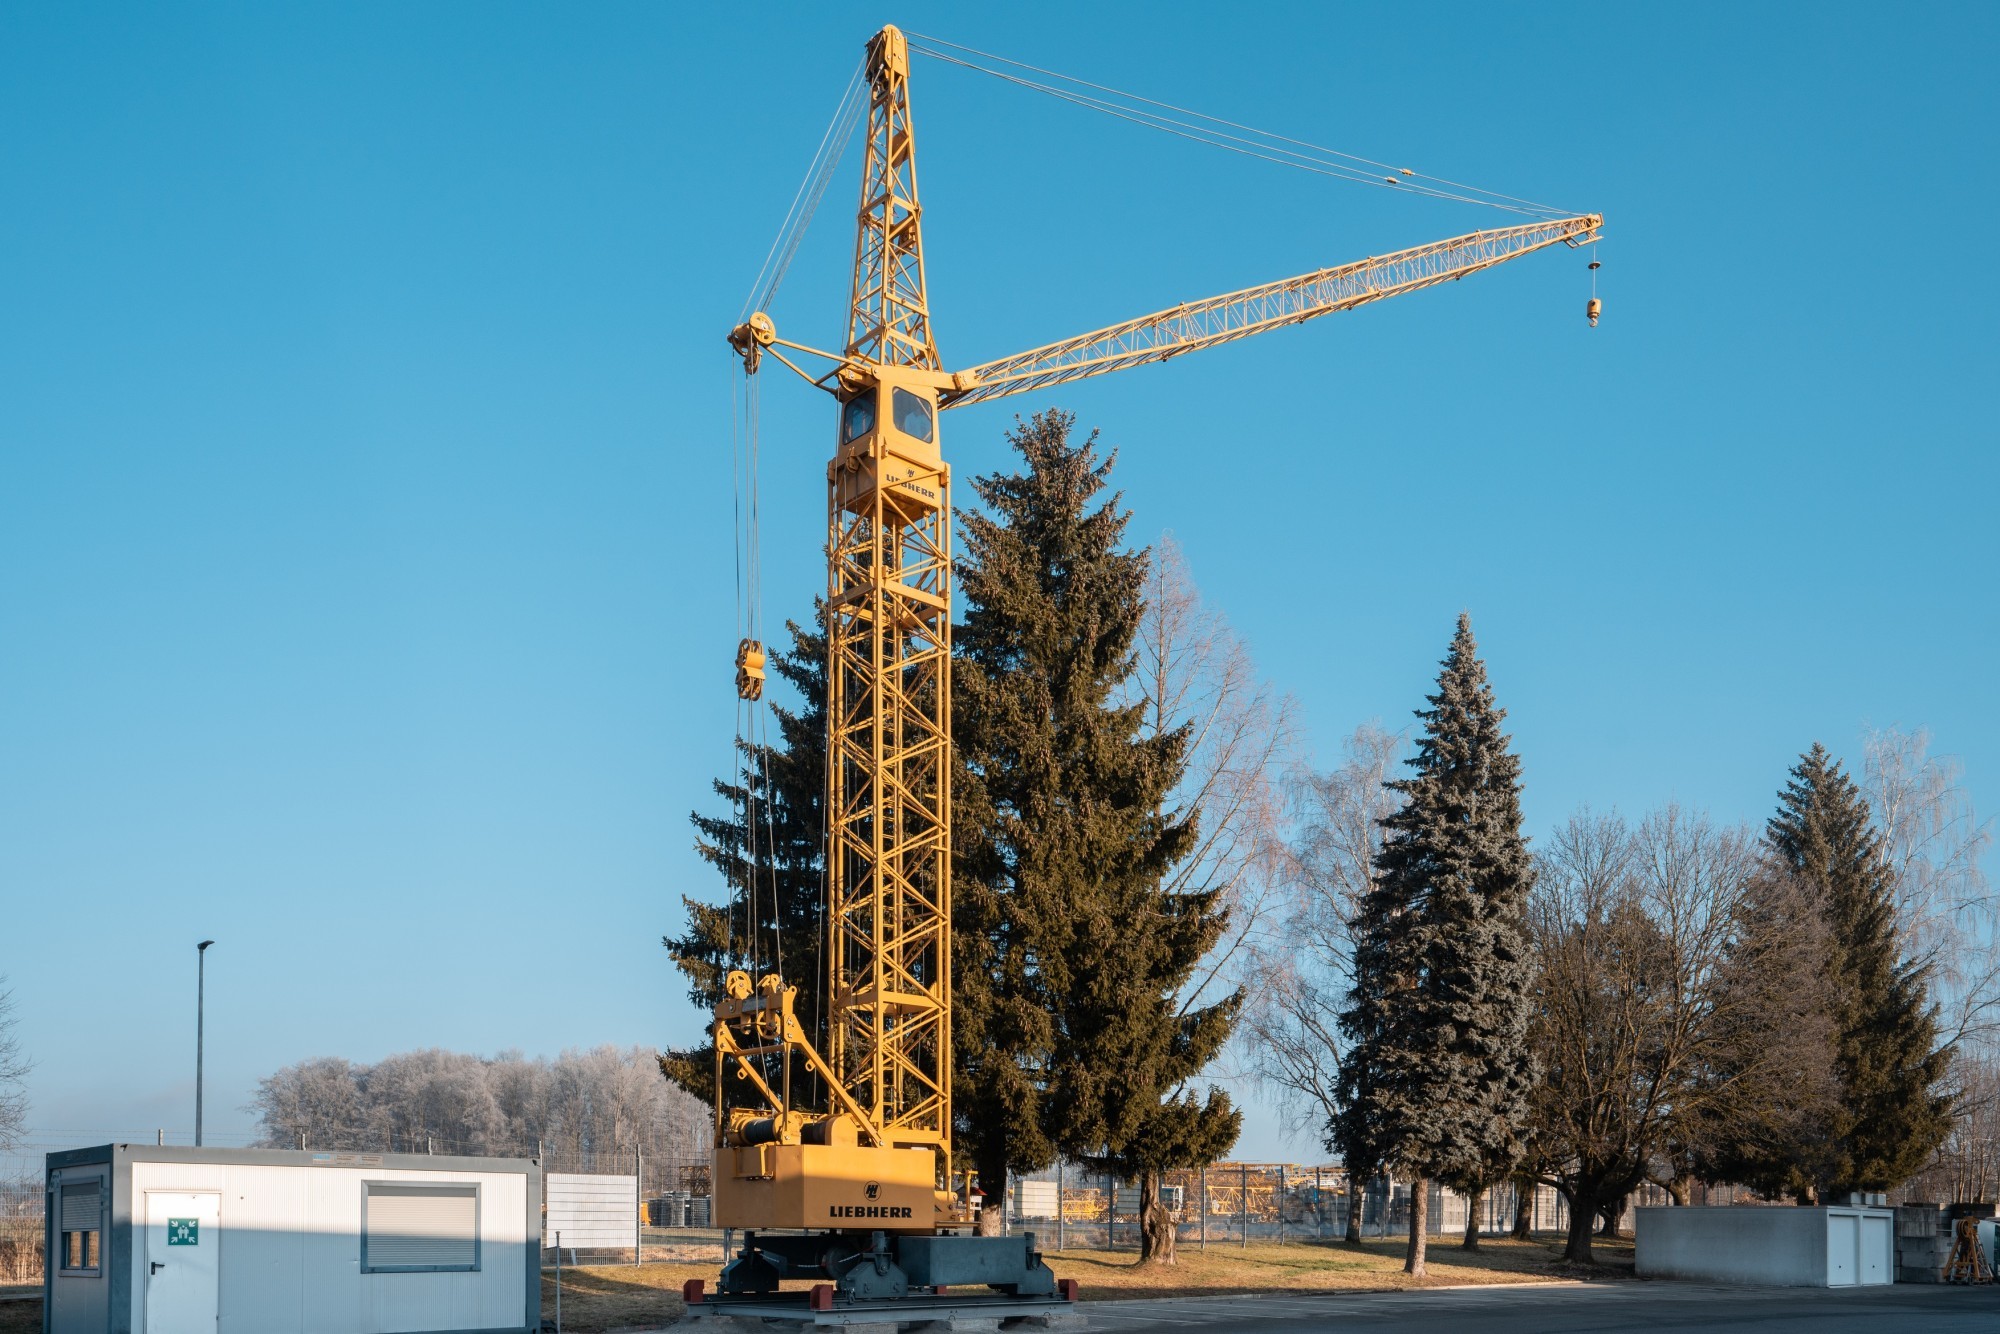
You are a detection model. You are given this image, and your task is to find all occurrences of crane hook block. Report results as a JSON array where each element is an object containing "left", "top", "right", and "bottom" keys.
[
  {"left": 736, "top": 638, "right": 767, "bottom": 701},
  {"left": 1586, "top": 297, "right": 1602, "bottom": 327}
]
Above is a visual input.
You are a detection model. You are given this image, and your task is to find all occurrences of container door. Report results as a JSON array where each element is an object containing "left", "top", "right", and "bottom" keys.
[
  {"left": 1860, "top": 1213, "right": 1891, "bottom": 1284},
  {"left": 145, "top": 1192, "right": 220, "bottom": 1331},
  {"left": 1826, "top": 1211, "right": 1858, "bottom": 1286}
]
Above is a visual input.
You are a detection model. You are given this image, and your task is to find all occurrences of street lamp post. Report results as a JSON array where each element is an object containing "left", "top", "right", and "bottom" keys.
[{"left": 196, "top": 940, "right": 215, "bottom": 1147}]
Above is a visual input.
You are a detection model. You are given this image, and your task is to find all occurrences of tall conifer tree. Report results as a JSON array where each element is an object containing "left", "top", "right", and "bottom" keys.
[
  {"left": 1337, "top": 614, "right": 1536, "bottom": 1277},
  {"left": 1755, "top": 744, "right": 1951, "bottom": 1198},
  {"left": 660, "top": 616, "right": 828, "bottom": 1102},
  {"left": 955, "top": 411, "right": 1241, "bottom": 1257}
]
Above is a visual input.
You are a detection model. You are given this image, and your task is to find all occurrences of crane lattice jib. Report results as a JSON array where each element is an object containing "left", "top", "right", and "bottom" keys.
[{"left": 938, "top": 214, "right": 1601, "bottom": 408}]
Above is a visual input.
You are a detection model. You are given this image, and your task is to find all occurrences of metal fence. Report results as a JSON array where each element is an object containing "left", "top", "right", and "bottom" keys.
[
  {"left": 1006, "top": 1164, "right": 1578, "bottom": 1251},
  {"left": 1, "top": 1179, "right": 44, "bottom": 1286}
]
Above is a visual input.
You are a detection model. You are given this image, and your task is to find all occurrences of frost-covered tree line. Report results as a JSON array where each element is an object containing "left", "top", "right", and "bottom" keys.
[{"left": 251, "top": 1045, "right": 709, "bottom": 1170}]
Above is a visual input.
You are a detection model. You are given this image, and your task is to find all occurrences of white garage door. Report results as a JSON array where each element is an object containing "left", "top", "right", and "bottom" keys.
[{"left": 1827, "top": 1212, "right": 1858, "bottom": 1286}]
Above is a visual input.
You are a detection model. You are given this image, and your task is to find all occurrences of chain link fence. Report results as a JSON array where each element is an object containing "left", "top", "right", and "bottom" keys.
[
  {"left": 1006, "top": 1164, "right": 1582, "bottom": 1251},
  {"left": 1, "top": 1178, "right": 44, "bottom": 1286}
]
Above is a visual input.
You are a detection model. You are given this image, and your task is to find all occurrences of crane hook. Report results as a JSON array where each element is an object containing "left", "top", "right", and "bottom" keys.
[{"left": 1586, "top": 251, "right": 1602, "bottom": 327}]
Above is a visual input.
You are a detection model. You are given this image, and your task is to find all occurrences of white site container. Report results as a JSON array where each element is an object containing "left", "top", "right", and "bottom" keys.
[
  {"left": 1635, "top": 1204, "right": 1894, "bottom": 1286},
  {"left": 44, "top": 1143, "right": 540, "bottom": 1334}
]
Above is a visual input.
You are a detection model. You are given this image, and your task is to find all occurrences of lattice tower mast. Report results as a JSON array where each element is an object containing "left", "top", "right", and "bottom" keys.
[{"left": 825, "top": 23, "right": 953, "bottom": 1163}]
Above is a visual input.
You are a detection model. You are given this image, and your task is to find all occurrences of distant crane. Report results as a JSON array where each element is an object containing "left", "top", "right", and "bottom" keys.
[{"left": 698, "top": 23, "right": 1601, "bottom": 1321}]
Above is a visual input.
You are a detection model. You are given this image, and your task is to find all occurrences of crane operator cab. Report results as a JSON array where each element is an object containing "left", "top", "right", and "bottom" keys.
[{"left": 831, "top": 369, "right": 946, "bottom": 523}]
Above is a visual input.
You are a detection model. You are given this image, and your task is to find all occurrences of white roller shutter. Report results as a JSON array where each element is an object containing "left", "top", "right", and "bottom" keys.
[
  {"left": 363, "top": 1183, "right": 479, "bottom": 1271},
  {"left": 61, "top": 1180, "right": 102, "bottom": 1231}
]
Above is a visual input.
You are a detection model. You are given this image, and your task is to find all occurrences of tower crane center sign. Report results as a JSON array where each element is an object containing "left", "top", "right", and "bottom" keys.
[{"left": 168, "top": 1219, "right": 199, "bottom": 1245}]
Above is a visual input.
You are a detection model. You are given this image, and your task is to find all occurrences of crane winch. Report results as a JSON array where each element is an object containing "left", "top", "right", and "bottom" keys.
[{"left": 694, "top": 23, "right": 1601, "bottom": 1322}]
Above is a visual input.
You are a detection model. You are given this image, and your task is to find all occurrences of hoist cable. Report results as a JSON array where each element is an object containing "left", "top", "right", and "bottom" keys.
[
  {"left": 741, "top": 57, "right": 868, "bottom": 322},
  {"left": 726, "top": 364, "right": 745, "bottom": 974},
  {"left": 906, "top": 32, "right": 1573, "bottom": 219}
]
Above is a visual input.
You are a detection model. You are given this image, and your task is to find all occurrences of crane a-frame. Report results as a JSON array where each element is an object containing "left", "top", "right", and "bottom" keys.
[{"left": 701, "top": 23, "right": 1600, "bottom": 1314}]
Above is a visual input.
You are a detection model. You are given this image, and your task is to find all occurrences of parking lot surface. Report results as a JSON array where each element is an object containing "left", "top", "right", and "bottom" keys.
[{"left": 1080, "top": 1279, "right": 2000, "bottom": 1332}]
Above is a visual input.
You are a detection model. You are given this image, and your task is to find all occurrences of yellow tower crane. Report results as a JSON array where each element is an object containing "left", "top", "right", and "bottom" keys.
[{"left": 694, "top": 23, "right": 1600, "bottom": 1322}]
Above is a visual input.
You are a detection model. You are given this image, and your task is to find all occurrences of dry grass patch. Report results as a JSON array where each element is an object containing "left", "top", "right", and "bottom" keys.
[
  {"left": 1045, "top": 1236, "right": 1631, "bottom": 1300},
  {"left": 538, "top": 1237, "right": 1632, "bottom": 1329}
]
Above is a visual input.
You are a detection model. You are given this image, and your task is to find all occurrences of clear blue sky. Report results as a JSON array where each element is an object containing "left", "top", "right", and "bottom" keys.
[{"left": 2, "top": 3, "right": 1994, "bottom": 1168}]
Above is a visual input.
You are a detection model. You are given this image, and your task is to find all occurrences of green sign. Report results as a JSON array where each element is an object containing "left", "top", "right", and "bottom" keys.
[{"left": 167, "top": 1218, "right": 198, "bottom": 1246}]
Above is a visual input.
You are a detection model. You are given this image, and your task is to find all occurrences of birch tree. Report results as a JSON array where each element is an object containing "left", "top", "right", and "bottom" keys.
[{"left": 1244, "top": 723, "right": 1402, "bottom": 1243}]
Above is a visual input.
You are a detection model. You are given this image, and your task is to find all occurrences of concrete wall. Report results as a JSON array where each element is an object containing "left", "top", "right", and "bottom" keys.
[{"left": 1635, "top": 1206, "right": 1894, "bottom": 1287}]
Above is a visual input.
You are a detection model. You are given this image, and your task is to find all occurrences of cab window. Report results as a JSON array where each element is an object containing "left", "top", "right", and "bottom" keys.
[
  {"left": 842, "top": 393, "right": 876, "bottom": 443},
  {"left": 892, "top": 389, "right": 934, "bottom": 443}
]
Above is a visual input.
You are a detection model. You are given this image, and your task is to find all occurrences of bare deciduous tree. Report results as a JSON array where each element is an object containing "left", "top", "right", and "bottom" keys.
[
  {"left": 1857, "top": 725, "right": 1994, "bottom": 1202},
  {"left": 1118, "top": 533, "right": 1296, "bottom": 1263},
  {"left": 251, "top": 1046, "right": 710, "bottom": 1171},
  {"left": 1525, "top": 806, "right": 1837, "bottom": 1263},
  {"left": 0, "top": 979, "right": 28, "bottom": 1153},
  {"left": 1903, "top": 1050, "right": 2000, "bottom": 1203},
  {"left": 1243, "top": 723, "right": 1402, "bottom": 1243},
  {"left": 1864, "top": 725, "right": 1997, "bottom": 1046}
]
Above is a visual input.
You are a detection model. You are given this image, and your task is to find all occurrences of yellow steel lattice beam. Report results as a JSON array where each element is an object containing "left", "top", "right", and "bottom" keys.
[{"left": 938, "top": 214, "right": 1602, "bottom": 407}]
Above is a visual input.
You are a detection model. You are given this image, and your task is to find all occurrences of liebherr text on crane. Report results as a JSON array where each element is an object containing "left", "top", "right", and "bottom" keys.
[{"left": 691, "top": 23, "right": 1600, "bottom": 1325}]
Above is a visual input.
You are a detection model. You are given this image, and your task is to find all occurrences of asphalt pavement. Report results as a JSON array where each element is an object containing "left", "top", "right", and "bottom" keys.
[{"left": 1077, "top": 1279, "right": 2000, "bottom": 1332}]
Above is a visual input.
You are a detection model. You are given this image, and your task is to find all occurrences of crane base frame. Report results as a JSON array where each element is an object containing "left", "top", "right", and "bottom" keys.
[
  {"left": 685, "top": 1290, "right": 1081, "bottom": 1332},
  {"left": 718, "top": 1229, "right": 1061, "bottom": 1305}
]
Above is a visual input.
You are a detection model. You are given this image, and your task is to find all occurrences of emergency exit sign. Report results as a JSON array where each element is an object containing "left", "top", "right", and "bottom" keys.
[{"left": 168, "top": 1218, "right": 198, "bottom": 1245}]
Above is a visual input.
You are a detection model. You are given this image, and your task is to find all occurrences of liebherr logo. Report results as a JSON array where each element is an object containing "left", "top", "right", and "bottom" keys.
[{"left": 830, "top": 1185, "right": 911, "bottom": 1219}]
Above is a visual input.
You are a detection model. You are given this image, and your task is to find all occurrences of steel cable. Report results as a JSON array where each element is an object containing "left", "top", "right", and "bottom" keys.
[
  {"left": 907, "top": 32, "right": 1573, "bottom": 220},
  {"left": 741, "top": 58, "right": 868, "bottom": 322}
]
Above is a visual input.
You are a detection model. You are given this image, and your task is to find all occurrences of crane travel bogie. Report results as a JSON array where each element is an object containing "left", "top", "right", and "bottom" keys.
[{"left": 701, "top": 22, "right": 1598, "bottom": 1319}]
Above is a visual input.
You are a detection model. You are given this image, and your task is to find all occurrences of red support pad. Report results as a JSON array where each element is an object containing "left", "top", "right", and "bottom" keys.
[
  {"left": 809, "top": 1284, "right": 835, "bottom": 1311},
  {"left": 680, "top": 1278, "right": 705, "bottom": 1305},
  {"left": 1057, "top": 1278, "right": 1080, "bottom": 1302}
]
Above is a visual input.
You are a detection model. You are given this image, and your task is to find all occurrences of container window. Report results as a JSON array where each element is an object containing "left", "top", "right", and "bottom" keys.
[
  {"left": 892, "top": 388, "right": 934, "bottom": 443},
  {"left": 842, "top": 392, "right": 876, "bottom": 443},
  {"left": 59, "top": 1180, "right": 101, "bottom": 1274},
  {"left": 362, "top": 1182, "right": 480, "bottom": 1272}
]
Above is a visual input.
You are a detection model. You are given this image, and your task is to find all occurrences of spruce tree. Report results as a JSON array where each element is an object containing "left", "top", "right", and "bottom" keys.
[
  {"left": 1760, "top": 744, "right": 1951, "bottom": 1198},
  {"left": 955, "top": 410, "right": 1241, "bottom": 1259},
  {"left": 1337, "top": 614, "right": 1536, "bottom": 1277},
  {"left": 660, "top": 615, "right": 828, "bottom": 1103}
]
